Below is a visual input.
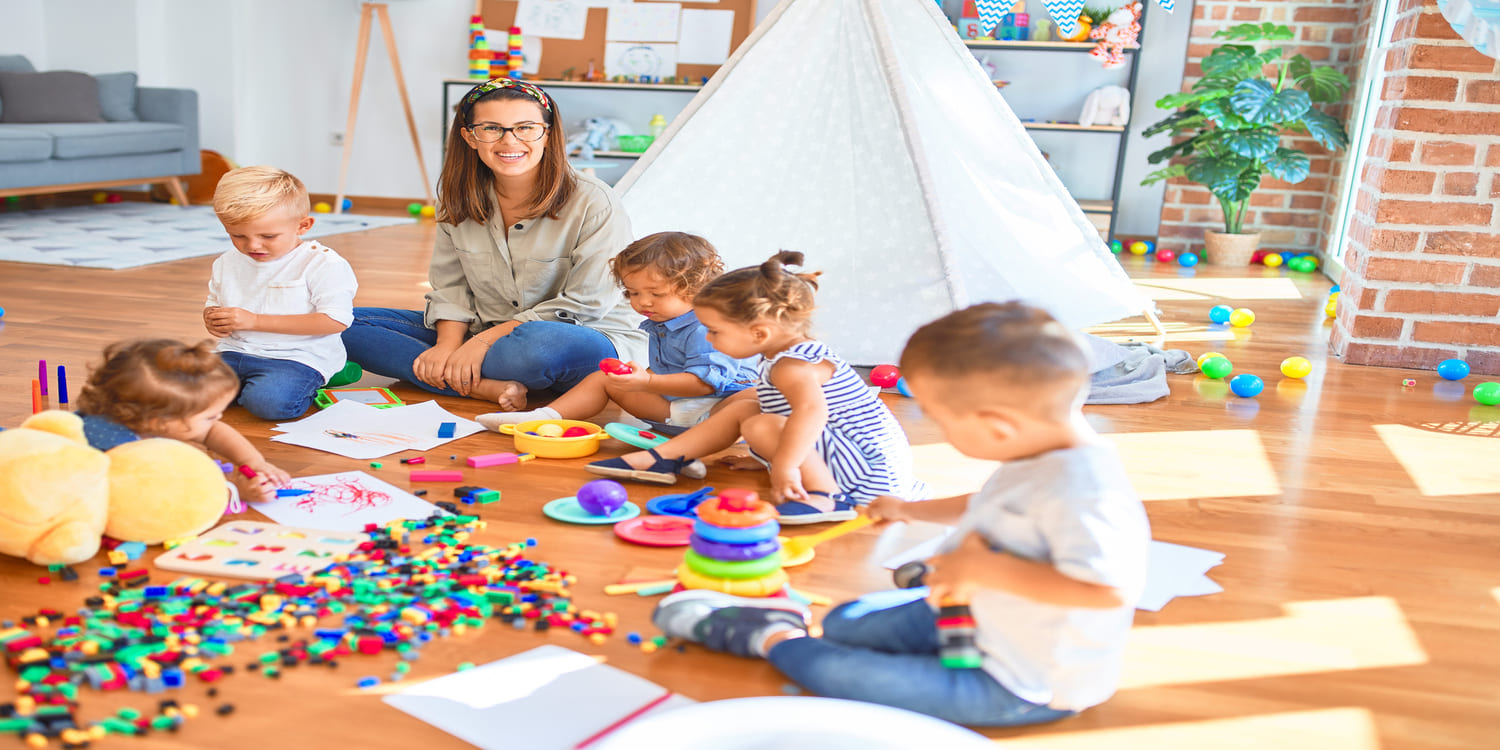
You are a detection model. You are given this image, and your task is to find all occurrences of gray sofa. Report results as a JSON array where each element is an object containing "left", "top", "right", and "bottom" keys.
[{"left": 0, "top": 55, "right": 198, "bottom": 201}]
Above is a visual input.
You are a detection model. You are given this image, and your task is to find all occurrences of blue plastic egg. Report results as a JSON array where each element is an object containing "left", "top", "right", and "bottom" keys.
[
  {"left": 1436, "top": 359, "right": 1470, "bottom": 381},
  {"left": 1209, "top": 305, "right": 1233, "bottom": 324},
  {"left": 1230, "top": 374, "right": 1264, "bottom": 398}
]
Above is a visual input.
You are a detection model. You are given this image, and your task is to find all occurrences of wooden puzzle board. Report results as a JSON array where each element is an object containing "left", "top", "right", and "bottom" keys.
[{"left": 153, "top": 521, "right": 365, "bottom": 580}]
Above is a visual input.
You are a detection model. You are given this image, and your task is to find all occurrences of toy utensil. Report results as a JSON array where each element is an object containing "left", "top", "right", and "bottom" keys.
[{"left": 779, "top": 515, "right": 874, "bottom": 560}]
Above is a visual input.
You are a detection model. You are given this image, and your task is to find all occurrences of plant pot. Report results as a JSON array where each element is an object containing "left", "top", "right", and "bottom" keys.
[{"left": 1203, "top": 230, "right": 1261, "bottom": 266}]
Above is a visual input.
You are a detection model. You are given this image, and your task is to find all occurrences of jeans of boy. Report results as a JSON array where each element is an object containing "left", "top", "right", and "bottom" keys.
[
  {"left": 218, "top": 352, "right": 326, "bottom": 421},
  {"left": 341, "top": 308, "right": 616, "bottom": 397},
  {"left": 767, "top": 590, "right": 1077, "bottom": 727}
]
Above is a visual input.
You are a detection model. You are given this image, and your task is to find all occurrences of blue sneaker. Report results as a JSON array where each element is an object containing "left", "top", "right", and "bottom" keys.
[
  {"left": 776, "top": 492, "right": 858, "bottom": 525},
  {"left": 652, "top": 590, "right": 811, "bottom": 658}
]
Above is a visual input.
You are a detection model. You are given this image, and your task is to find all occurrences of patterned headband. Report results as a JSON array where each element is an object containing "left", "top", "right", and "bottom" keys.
[{"left": 461, "top": 79, "right": 553, "bottom": 119}]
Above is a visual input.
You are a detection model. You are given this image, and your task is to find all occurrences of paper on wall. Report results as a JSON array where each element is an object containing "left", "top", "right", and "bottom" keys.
[
  {"left": 606, "top": 2, "right": 681, "bottom": 42},
  {"left": 604, "top": 42, "right": 679, "bottom": 78},
  {"left": 584, "top": 0, "right": 631, "bottom": 6},
  {"left": 514, "top": 0, "right": 588, "bottom": 40},
  {"left": 677, "top": 9, "right": 734, "bottom": 64}
]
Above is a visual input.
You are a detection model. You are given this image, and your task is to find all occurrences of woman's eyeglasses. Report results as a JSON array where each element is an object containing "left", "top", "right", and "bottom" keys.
[{"left": 467, "top": 123, "right": 547, "bottom": 143}]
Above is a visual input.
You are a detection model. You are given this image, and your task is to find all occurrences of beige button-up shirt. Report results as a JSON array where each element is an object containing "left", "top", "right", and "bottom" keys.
[{"left": 424, "top": 172, "right": 647, "bottom": 363}]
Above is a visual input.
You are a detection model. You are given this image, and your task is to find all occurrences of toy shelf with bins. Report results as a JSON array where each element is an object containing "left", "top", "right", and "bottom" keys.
[{"left": 963, "top": 36, "right": 1143, "bottom": 241}]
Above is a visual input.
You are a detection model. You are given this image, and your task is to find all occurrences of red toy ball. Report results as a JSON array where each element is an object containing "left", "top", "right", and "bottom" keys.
[
  {"left": 1155, "top": 248, "right": 1177, "bottom": 263},
  {"left": 599, "top": 358, "right": 634, "bottom": 375},
  {"left": 561, "top": 426, "right": 591, "bottom": 438},
  {"left": 105, "top": 193, "right": 124, "bottom": 204},
  {"left": 870, "top": 365, "right": 901, "bottom": 388}
]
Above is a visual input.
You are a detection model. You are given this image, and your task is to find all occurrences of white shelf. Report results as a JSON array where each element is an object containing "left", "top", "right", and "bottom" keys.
[
  {"left": 592, "top": 150, "right": 645, "bottom": 158},
  {"left": 963, "top": 40, "right": 1138, "bottom": 52},
  {"left": 1023, "top": 122, "right": 1125, "bottom": 133}
]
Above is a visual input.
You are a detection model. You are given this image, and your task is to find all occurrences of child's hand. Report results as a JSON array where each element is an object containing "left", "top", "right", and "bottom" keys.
[
  {"left": 203, "top": 307, "right": 231, "bottom": 338},
  {"left": 204, "top": 307, "right": 258, "bottom": 334},
  {"left": 925, "top": 535, "right": 991, "bottom": 604},
  {"left": 602, "top": 363, "right": 652, "bottom": 392},
  {"left": 231, "top": 462, "right": 286, "bottom": 505},
  {"left": 769, "top": 463, "right": 809, "bottom": 505},
  {"left": 866, "top": 495, "right": 911, "bottom": 524}
]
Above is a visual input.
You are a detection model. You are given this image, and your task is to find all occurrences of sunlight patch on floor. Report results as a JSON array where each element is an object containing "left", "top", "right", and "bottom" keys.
[
  {"left": 911, "top": 430, "right": 1280, "bottom": 501},
  {"left": 1087, "top": 319, "right": 1244, "bottom": 346},
  {"left": 1134, "top": 277, "right": 1305, "bottom": 302},
  {"left": 1109, "top": 430, "right": 1281, "bottom": 501},
  {"left": 1372, "top": 424, "right": 1500, "bottom": 497},
  {"left": 995, "top": 707, "right": 1380, "bottom": 749},
  {"left": 1119, "top": 597, "right": 1426, "bottom": 690}
]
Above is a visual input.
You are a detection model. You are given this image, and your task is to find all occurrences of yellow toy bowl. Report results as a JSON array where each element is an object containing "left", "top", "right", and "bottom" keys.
[{"left": 496, "top": 419, "right": 608, "bottom": 459}]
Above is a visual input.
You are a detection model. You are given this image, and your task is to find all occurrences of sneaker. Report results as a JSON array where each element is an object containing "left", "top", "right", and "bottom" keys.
[
  {"left": 776, "top": 492, "right": 858, "bottom": 525},
  {"left": 652, "top": 590, "right": 811, "bottom": 658}
]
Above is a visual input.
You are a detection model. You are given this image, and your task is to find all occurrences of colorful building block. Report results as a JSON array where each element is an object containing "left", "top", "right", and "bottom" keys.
[
  {"left": 410, "top": 470, "right": 463, "bottom": 482},
  {"left": 467, "top": 452, "right": 519, "bottom": 468}
]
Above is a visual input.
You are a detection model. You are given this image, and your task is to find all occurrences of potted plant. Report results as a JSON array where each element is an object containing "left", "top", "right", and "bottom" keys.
[{"left": 1141, "top": 23, "right": 1351, "bottom": 265}]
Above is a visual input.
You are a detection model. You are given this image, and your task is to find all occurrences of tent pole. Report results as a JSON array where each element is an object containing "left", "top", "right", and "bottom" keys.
[{"left": 1144, "top": 308, "right": 1166, "bottom": 336}]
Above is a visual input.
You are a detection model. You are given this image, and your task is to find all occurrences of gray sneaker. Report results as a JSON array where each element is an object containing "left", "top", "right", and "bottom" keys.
[{"left": 652, "top": 590, "right": 811, "bottom": 658}]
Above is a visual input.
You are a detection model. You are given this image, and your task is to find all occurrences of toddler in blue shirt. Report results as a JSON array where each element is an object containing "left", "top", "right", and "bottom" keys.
[{"left": 478, "top": 231, "right": 757, "bottom": 432}]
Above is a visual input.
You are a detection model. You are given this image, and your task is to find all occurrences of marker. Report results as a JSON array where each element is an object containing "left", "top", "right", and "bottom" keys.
[
  {"left": 238, "top": 465, "right": 258, "bottom": 479},
  {"left": 38, "top": 360, "right": 47, "bottom": 395},
  {"left": 56, "top": 365, "right": 68, "bottom": 406},
  {"left": 276, "top": 489, "right": 313, "bottom": 498},
  {"left": 31, "top": 379, "right": 42, "bottom": 414}
]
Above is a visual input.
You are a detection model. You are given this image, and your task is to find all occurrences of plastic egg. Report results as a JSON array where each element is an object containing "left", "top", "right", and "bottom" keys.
[
  {"left": 1230, "top": 374, "right": 1265, "bottom": 398},
  {"left": 1209, "top": 305, "right": 1233, "bottom": 324},
  {"left": 1436, "top": 359, "right": 1470, "bottom": 381},
  {"left": 1263, "top": 253, "right": 1283, "bottom": 268},
  {"left": 871, "top": 365, "right": 901, "bottom": 388},
  {"left": 1229, "top": 308, "right": 1256, "bottom": 328},
  {"left": 1200, "top": 356, "right": 1234, "bottom": 380},
  {"left": 536, "top": 423, "right": 566, "bottom": 438},
  {"left": 1280, "top": 357, "right": 1312, "bottom": 379}
]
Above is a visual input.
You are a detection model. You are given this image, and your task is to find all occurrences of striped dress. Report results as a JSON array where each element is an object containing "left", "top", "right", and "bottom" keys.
[{"left": 757, "top": 341, "right": 928, "bottom": 502}]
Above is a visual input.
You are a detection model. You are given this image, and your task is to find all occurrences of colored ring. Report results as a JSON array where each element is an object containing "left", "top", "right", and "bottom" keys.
[
  {"left": 696, "top": 498, "right": 779, "bottom": 528},
  {"left": 683, "top": 550, "right": 784, "bottom": 580},
  {"left": 690, "top": 536, "right": 780, "bottom": 562},
  {"left": 693, "top": 519, "right": 780, "bottom": 545},
  {"left": 677, "top": 565, "right": 788, "bottom": 597}
]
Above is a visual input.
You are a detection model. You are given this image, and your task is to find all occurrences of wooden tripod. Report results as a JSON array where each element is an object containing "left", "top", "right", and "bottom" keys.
[{"left": 334, "top": 2, "right": 434, "bottom": 214}]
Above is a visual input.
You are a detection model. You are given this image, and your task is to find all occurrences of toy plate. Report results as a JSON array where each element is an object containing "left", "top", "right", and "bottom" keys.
[
  {"left": 604, "top": 422, "right": 671, "bottom": 450},
  {"left": 543, "top": 497, "right": 642, "bottom": 525},
  {"left": 613, "top": 515, "right": 695, "bottom": 546}
]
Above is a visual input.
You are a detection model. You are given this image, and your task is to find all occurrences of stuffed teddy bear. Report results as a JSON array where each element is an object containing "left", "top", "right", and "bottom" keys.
[{"left": 0, "top": 411, "right": 228, "bottom": 566}]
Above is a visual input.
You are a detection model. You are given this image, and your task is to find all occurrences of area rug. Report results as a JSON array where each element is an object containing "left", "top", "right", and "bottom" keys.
[{"left": 0, "top": 203, "right": 414, "bottom": 270}]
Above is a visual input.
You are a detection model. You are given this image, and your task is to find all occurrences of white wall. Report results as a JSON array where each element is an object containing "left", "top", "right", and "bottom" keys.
[{"left": 0, "top": 0, "right": 48, "bottom": 67}]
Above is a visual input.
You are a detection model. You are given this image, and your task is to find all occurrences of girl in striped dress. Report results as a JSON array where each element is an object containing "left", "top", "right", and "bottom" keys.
[{"left": 588, "top": 251, "right": 927, "bottom": 523}]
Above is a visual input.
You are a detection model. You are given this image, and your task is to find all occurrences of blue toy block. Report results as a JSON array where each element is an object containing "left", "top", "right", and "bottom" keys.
[{"left": 437, "top": 422, "right": 456, "bottom": 438}]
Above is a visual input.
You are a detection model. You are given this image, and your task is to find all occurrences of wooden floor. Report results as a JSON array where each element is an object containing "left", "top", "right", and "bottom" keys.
[{"left": 2, "top": 218, "right": 1498, "bottom": 749}]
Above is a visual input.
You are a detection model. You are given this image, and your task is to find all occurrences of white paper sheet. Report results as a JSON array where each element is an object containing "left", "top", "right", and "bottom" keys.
[
  {"left": 878, "top": 527, "right": 1226, "bottom": 612},
  {"left": 604, "top": 42, "right": 679, "bottom": 78},
  {"left": 270, "top": 400, "right": 483, "bottom": 460},
  {"left": 514, "top": 0, "right": 589, "bottom": 40},
  {"left": 677, "top": 9, "right": 734, "bottom": 64},
  {"left": 250, "top": 471, "right": 446, "bottom": 532},
  {"left": 384, "top": 645, "right": 695, "bottom": 749},
  {"left": 585, "top": 0, "right": 632, "bottom": 7},
  {"left": 606, "top": 2, "right": 681, "bottom": 41}
]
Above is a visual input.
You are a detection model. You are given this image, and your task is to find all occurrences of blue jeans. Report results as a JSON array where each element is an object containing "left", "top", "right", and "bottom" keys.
[
  {"left": 767, "top": 590, "right": 1077, "bottom": 727},
  {"left": 341, "top": 308, "right": 616, "bottom": 397},
  {"left": 218, "top": 351, "right": 326, "bottom": 421}
]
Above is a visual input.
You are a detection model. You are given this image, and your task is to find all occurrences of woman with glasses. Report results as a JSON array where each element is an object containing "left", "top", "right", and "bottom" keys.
[{"left": 342, "top": 79, "right": 645, "bottom": 409}]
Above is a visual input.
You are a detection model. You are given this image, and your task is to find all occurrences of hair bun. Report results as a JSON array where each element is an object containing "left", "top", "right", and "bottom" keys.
[{"left": 152, "top": 340, "right": 224, "bottom": 377}]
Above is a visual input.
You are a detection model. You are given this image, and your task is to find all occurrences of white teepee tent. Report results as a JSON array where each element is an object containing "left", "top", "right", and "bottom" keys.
[{"left": 618, "top": 0, "right": 1158, "bottom": 365}]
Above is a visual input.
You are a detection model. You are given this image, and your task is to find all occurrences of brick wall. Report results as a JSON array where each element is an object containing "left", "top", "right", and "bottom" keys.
[
  {"left": 1329, "top": 0, "right": 1500, "bottom": 375},
  {"left": 1155, "top": 0, "right": 1360, "bottom": 258}
]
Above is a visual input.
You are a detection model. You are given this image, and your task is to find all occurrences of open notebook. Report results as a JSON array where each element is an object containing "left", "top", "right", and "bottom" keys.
[{"left": 383, "top": 645, "right": 695, "bottom": 749}]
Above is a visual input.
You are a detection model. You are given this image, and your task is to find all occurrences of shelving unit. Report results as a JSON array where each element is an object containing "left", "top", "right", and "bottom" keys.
[{"left": 962, "top": 32, "right": 1146, "bottom": 240}]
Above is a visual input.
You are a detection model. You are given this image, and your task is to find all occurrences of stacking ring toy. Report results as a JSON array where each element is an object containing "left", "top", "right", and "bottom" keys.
[
  {"left": 684, "top": 550, "right": 785, "bottom": 580},
  {"left": 693, "top": 519, "right": 780, "bottom": 545},
  {"left": 677, "top": 565, "right": 788, "bottom": 597},
  {"left": 690, "top": 536, "right": 780, "bottom": 562},
  {"left": 697, "top": 497, "right": 778, "bottom": 527}
]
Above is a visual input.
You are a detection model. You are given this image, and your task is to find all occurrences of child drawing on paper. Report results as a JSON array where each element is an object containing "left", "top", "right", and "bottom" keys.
[
  {"left": 323, "top": 429, "right": 414, "bottom": 446},
  {"left": 618, "top": 46, "right": 663, "bottom": 77},
  {"left": 287, "top": 476, "right": 393, "bottom": 516}
]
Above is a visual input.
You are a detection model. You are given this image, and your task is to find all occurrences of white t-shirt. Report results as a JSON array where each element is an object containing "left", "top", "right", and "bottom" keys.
[
  {"left": 206, "top": 240, "right": 358, "bottom": 380},
  {"left": 945, "top": 443, "right": 1149, "bottom": 711}
]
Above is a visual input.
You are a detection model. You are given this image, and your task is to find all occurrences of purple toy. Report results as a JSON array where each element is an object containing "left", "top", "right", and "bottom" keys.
[{"left": 577, "top": 479, "right": 628, "bottom": 516}]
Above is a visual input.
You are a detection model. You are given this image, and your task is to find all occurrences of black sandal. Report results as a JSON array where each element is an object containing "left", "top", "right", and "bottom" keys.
[{"left": 586, "top": 447, "right": 699, "bottom": 485}]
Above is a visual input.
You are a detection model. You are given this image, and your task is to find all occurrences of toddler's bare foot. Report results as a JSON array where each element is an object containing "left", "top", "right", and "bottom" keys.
[
  {"left": 473, "top": 379, "right": 529, "bottom": 410},
  {"left": 716, "top": 455, "right": 767, "bottom": 472}
]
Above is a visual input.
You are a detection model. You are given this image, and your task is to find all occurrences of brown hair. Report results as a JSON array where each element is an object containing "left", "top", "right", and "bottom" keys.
[
  {"left": 611, "top": 232, "right": 725, "bottom": 297},
  {"left": 213, "top": 166, "right": 309, "bottom": 225},
  {"left": 693, "top": 251, "right": 821, "bottom": 335},
  {"left": 901, "top": 303, "right": 1089, "bottom": 412},
  {"left": 437, "top": 86, "right": 576, "bottom": 226},
  {"left": 76, "top": 339, "right": 240, "bottom": 434}
]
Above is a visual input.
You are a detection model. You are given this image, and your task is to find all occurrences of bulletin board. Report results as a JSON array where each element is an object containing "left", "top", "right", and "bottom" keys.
[{"left": 479, "top": 0, "right": 757, "bottom": 82}]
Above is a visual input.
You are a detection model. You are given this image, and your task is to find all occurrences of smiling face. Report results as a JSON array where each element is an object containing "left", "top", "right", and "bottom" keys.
[
  {"left": 222, "top": 207, "right": 314, "bottom": 263},
  {"left": 462, "top": 98, "right": 548, "bottom": 182},
  {"left": 620, "top": 268, "right": 694, "bottom": 323}
]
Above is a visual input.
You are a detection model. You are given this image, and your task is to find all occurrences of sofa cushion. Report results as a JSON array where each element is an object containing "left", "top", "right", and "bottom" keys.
[
  {"left": 0, "top": 71, "right": 103, "bottom": 124},
  {"left": 32, "top": 122, "right": 187, "bottom": 159},
  {"left": 96, "top": 72, "right": 140, "bottom": 122},
  {"left": 0, "top": 55, "right": 38, "bottom": 121},
  {"left": 0, "top": 125, "right": 52, "bottom": 163}
]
